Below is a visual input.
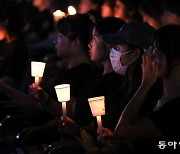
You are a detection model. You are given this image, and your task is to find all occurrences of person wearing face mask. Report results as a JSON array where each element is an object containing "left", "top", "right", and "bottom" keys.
[
  {"left": 101, "top": 22, "right": 163, "bottom": 119},
  {"left": 53, "top": 22, "right": 163, "bottom": 154}
]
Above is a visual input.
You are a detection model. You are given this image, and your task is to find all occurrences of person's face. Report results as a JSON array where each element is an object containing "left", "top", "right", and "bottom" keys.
[
  {"left": 101, "top": 3, "right": 113, "bottom": 17},
  {"left": 55, "top": 33, "right": 73, "bottom": 58},
  {"left": 32, "top": 0, "right": 43, "bottom": 8},
  {"left": 161, "top": 11, "right": 180, "bottom": 25},
  {"left": 112, "top": 44, "right": 137, "bottom": 66},
  {"left": 0, "top": 27, "right": 6, "bottom": 41},
  {"left": 33, "top": 0, "right": 50, "bottom": 10},
  {"left": 0, "top": 26, "right": 10, "bottom": 42},
  {"left": 78, "top": 0, "right": 94, "bottom": 14},
  {"left": 88, "top": 28, "right": 108, "bottom": 62},
  {"left": 114, "top": 1, "right": 126, "bottom": 20},
  {"left": 140, "top": 12, "right": 161, "bottom": 30}
]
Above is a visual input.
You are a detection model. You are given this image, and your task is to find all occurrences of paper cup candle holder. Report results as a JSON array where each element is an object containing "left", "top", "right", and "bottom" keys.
[
  {"left": 31, "top": 61, "right": 46, "bottom": 90},
  {"left": 55, "top": 84, "right": 70, "bottom": 121},
  {"left": 88, "top": 96, "right": 105, "bottom": 138}
]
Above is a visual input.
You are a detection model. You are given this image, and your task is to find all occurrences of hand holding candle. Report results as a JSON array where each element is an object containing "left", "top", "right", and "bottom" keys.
[
  {"left": 31, "top": 61, "right": 46, "bottom": 90},
  {"left": 55, "top": 84, "right": 70, "bottom": 121},
  {"left": 88, "top": 96, "right": 105, "bottom": 139}
]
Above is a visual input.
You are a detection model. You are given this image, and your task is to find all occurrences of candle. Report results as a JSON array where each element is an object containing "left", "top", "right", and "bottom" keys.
[
  {"left": 35, "top": 76, "right": 39, "bottom": 90},
  {"left": 88, "top": 96, "right": 105, "bottom": 138},
  {"left": 55, "top": 84, "right": 70, "bottom": 121},
  {"left": 68, "top": 6, "right": 77, "bottom": 15},
  {"left": 62, "top": 101, "right": 66, "bottom": 121},
  {"left": 53, "top": 10, "right": 66, "bottom": 22},
  {"left": 31, "top": 61, "right": 46, "bottom": 90},
  {"left": 96, "top": 115, "right": 103, "bottom": 138}
]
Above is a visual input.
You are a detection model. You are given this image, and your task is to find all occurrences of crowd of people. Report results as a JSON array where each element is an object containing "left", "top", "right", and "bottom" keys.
[{"left": 0, "top": 0, "right": 180, "bottom": 153}]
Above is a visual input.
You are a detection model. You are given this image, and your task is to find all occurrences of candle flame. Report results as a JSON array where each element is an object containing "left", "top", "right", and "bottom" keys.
[{"left": 68, "top": 6, "right": 76, "bottom": 15}]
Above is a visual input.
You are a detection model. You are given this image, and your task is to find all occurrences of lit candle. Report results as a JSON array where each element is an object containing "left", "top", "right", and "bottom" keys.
[
  {"left": 31, "top": 61, "right": 46, "bottom": 91},
  {"left": 68, "top": 6, "right": 77, "bottom": 15},
  {"left": 96, "top": 115, "right": 103, "bottom": 138},
  {"left": 62, "top": 101, "right": 66, "bottom": 121},
  {"left": 88, "top": 96, "right": 105, "bottom": 139},
  {"left": 55, "top": 84, "right": 70, "bottom": 121},
  {"left": 53, "top": 10, "right": 66, "bottom": 22},
  {"left": 35, "top": 76, "right": 40, "bottom": 90}
]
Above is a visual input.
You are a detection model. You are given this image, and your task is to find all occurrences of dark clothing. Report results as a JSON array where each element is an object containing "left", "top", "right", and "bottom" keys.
[
  {"left": 0, "top": 38, "right": 29, "bottom": 90},
  {"left": 41, "top": 63, "right": 96, "bottom": 101},
  {"left": 135, "top": 97, "right": 180, "bottom": 153},
  {"left": 74, "top": 70, "right": 125, "bottom": 127}
]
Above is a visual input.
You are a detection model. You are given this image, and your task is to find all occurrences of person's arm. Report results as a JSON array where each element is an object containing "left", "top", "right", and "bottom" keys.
[
  {"left": 114, "top": 54, "right": 161, "bottom": 140},
  {"left": 0, "top": 80, "right": 42, "bottom": 111},
  {"left": 76, "top": 129, "right": 118, "bottom": 154}
]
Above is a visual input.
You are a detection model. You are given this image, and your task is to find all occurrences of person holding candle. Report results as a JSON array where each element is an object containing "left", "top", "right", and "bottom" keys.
[
  {"left": 73, "top": 17, "right": 126, "bottom": 127},
  {"left": 44, "top": 17, "right": 127, "bottom": 153},
  {"left": 0, "top": 14, "right": 94, "bottom": 115},
  {"left": 75, "top": 25, "right": 180, "bottom": 153},
  {"left": 114, "top": 25, "right": 180, "bottom": 153},
  {"left": 0, "top": 14, "right": 95, "bottom": 145},
  {"left": 58, "top": 22, "right": 164, "bottom": 153}
]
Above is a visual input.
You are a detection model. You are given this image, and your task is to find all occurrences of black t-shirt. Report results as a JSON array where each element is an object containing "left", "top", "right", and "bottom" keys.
[
  {"left": 150, "top": 97, "right": 180, "bottom": 138},
  {"left": 43, "top": 63, "right": 96, "bottom": 101},
  {"left": 74, "top": 71, "right": 125, "bottom": 127},
  {"left": 135, "top": 97, "right": 180, "bottom": 153},
  {"left": 0, "top": 38, "right": 29, "bottom": 88}
]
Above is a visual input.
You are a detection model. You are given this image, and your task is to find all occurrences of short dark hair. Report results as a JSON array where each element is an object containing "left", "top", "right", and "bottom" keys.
[
  {"left": 57, "top": 14, "right": 93, "bottom": 51},
  {"left": 152, "top": 25, "right": 180, "bottom": 74},
  {"left": 139, "top": 0, "right": 163, "bottom": 21}
]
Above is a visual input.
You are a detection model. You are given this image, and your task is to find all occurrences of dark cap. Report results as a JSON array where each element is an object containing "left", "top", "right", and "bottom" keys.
[{"left": 101, "top": 22, "right": 155, "bottom": 50}]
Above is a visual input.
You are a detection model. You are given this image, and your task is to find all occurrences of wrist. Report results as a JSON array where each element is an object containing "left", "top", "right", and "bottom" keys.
[{"left": 140, "top": 81, "right": 153, "bottom": 91}]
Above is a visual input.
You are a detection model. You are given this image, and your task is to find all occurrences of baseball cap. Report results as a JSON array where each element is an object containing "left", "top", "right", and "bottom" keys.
[{"left": 101, "top": 22, "right": 155, "bottom": 50}]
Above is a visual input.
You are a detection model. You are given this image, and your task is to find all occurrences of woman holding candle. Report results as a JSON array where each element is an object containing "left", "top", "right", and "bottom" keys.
[
  {"left": 59, "top": 22, "right": 164, "bottom": 153},
  {"left": 0, "top": 14, "right": 94, "bottom": 114},
  {"left": 0, "top": 14, "right": 95, "bottom": 145},
  {"left": 77, "top": 25, "right": 180, "bottom": 153},
  {"left": 114, "top": 25, "right": 180, "bottom": 153},
  {"left": 45, "top": 17, "right": 127, "bottom": 153},
  {"left": 74, "top": 17, "right": 126, "bottom": 127}
]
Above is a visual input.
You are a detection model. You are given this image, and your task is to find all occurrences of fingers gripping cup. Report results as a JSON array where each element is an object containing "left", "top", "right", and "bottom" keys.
[{"left": 31, "top": 61, "right": 46, "bottom": 90}]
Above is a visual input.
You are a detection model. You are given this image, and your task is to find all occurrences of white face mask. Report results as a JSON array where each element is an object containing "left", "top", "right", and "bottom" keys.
[{"left": 110, "top": 48, "right": 134, "bottom": 76}]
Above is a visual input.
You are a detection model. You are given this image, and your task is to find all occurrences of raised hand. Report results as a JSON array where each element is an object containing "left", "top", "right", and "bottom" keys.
[
  {"left": 28, "top": 83, "right": 49, "bottom": 107},
  {"left": 141, "top": 50, "right": 159, "bottom": 88}
]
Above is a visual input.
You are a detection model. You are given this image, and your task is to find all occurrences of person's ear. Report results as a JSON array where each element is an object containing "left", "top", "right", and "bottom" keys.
[
  {"left": 134, "top": 48, "right": 141, "bottom": 59},
  {"left": 72, "top": 38, "right": 80, "bottom": 48}
]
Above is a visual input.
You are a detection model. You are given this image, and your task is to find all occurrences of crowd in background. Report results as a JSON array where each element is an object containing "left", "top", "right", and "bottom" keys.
[{"left": 0, "top": 0, "right": 180, "bottom": 153}]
